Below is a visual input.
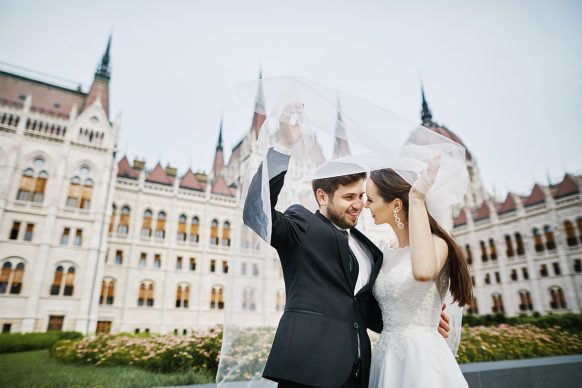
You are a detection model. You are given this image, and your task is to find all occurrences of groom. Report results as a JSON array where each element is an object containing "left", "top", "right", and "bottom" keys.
[{"left": 243, "top": 104, "right": 448, "bottom": 387}]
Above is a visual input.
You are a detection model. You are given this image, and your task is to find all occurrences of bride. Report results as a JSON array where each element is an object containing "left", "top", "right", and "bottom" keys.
[{"left": 365, "top": 158, "right": 472, "bottom": 388}]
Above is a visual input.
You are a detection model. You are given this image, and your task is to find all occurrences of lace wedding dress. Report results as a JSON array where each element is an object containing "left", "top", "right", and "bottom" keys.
[{"left": 369, "top": 246, "right": 468, "bottom": 388}]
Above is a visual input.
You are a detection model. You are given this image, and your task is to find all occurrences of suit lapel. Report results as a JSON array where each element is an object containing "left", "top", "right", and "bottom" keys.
[
  {"left": 315, "top": 211, "right": 354, "bottom": 291},
  {"left": 351, "top": 228, "right": 383, "bottom": 297}
]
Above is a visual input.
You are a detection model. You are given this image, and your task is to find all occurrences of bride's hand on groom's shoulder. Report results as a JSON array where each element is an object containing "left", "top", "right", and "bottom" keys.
[
  {"left": 438, "top": 303, "right": 450, "bottom": 338},
  {"left": 411, "top": 154, "right": 441, "bottom": 198},
  {"left": 278, "top": 102, "right": 304, "bottom": 148}
]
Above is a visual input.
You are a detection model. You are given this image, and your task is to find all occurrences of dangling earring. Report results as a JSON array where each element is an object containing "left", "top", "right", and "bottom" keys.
[{"left": 393, "top": 210, "right": 405, "bottom": 230}]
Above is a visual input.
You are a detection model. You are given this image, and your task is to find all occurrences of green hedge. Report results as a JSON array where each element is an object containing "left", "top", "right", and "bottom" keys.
[
  {"left": 50, "top": 327, "right": 222, "bottom": 374},
  {"left": 462, "top": 313, "right": 582, "bottom": 332},
  {"left": 0, "top": 331, "right": 83, "bottom": 353}
]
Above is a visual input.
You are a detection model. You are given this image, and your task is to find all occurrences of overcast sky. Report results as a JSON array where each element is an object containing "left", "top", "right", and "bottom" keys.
[{"left": 1, "top": 0, "right": 580, "bottom": 199}]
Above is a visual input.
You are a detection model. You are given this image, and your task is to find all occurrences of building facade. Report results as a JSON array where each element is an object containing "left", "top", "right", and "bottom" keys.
[{"left": 1, "top": 42, "right": 580, "bottom": 335}]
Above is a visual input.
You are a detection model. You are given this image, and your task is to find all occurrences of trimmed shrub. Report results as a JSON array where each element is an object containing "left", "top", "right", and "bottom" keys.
[{"left": 0, "top": 331, "right": 83, "bottom": 353}]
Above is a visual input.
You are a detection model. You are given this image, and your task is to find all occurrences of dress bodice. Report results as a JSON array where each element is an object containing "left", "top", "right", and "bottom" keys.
[{"left": 373, "top": 247, "right": 449, "bottom": 333}]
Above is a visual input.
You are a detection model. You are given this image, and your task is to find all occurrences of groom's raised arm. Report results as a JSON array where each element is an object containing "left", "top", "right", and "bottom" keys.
[{"left": 242, "top": 146, "right": 309, "bottom": 252}]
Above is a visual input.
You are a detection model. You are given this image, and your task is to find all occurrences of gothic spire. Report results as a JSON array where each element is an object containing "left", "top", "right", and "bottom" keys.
[
  {"left": 216, "top": 117, "right": 224, "bottom": 151},
  {"left": 212, "top": 118, "right": 225, "bottom": 177},
  {"left": 96, "top": 34, "right": 112, "bottom": 80},
  {"left": 420, "top": 83, "right": 433, "bottom": 125}
]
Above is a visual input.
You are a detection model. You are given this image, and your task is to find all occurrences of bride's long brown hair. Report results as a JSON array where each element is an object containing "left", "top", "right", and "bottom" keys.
[{"left": 370, "top": 168, "right": 473, "bottom": 306}]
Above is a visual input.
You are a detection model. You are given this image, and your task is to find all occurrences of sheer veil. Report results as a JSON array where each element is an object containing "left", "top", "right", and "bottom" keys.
[{"left": 217, "top": 77, "right": 469, "bottom": 386}]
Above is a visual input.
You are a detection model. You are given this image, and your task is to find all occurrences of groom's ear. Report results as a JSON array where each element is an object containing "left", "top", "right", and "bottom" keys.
[{"left": 315, "top": 188, "right": 328, "bottom": 208}]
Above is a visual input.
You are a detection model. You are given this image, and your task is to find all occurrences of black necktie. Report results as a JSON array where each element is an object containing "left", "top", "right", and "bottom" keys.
[{"left": 341, "top": 230, "right": 359, "bottom": 284}]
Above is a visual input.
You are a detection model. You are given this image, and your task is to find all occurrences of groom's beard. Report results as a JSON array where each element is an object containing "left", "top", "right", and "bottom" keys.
[{"left": 327, "top": 201, "right": 360, "bottom": 229}]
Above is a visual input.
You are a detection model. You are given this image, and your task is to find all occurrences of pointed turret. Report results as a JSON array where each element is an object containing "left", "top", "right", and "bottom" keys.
[
  {"left": 420, "top": 83, "right": 433, "bottom": 125},
  {"left": 85, "top": 35, "right": 112, "bottom": 117},
  {"left": 212, "top": 118, "right": 225, "bottom": 177},
  {"left": 333, "top": 96, "right": 351, "bottom": 158}
]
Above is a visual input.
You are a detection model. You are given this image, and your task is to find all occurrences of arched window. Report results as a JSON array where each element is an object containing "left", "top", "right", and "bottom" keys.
[
  {"left": 141, "top": 209, "right": 152, "bottom": 237},
  {"left": 465, "top": 245, "right": 472, "bottom": 265},
  {"left": 480, "top": 240, "right": 488, "bottom": 262},
  {"left": 533, "top": 227, "right": 544, "bottom": 252},
  {"left": 0, "top": 261, "right": 22, "bottom": 295},
  {"left": 544, "top": 225, "right": 556, "bottom": 250},
  {"left": 0, "top": 262, "right": 11, "bottom": 294},
  {"left": 175, "top": 284, "right": 190, "bottom": 308},
  {"left": 489, "top": 239, "right": 497, "bottom": 260},
  {"left": 242, "top": 287, "right": 256, "bottom": 311},
  {"left": 210, "top": 219, "right": 219, "bottom": 245},
  {"left": 518, "top": 290, "right": 533, "bottom": 312},
  {"left": 99, "top": 278, "right": 115, "bottom": 305},
  {"left": 564, "top": 220, "right": 578, "bottom": 246},
  {"left": 63, "top": 267, "right": 75, "bottom": 296},
  {"left": 222, "top": 221, "right": 231, "bottom": 247},
  {"left": 210, "top": 285, "right": 224, "bottom": 309},
  {"left": 177, "top": 214, "right": 187, "bottom": 241},
  {"left": 491, "top": 293, "right": 504, "bottom": 314},
  {"left": 276, "top": 289, "right": 285, "bottom": 312},
  {"left": 117, "top": 206, "right": 130, "bottom": 235},
  {"left": 17, "top": 157, "right": 48, "bottom": 203},
  {"left": 505, "top": 235, "right": 514, "bottom": 258},
  {"left": 80, "top": 178, "right": 93, "bottom": 209},
  {"left": 549, "top": 286, "right": 567, "bottom": 309},
  {"left": 66, "top": 176, "right": 81, "bottom": 207},
  {"left": 515, "top": 232, "right": 525, "bottom": 255},
  {"left": 190, "top": 216, "right": 200, "bottom": 243},
  {"left": 137, "top": 281, "right": 154, "bottom": 307},
  {"left": 50, "top": 264, "right": 75, "bottom": 296},
  {"left": 155, "top": 211, "right": 166, "bottom": 239},
  {"left": 467, "top": 297, "right": 479, "bottom": 315},
  {"left": 109, "top": 204, "right": 117, "bottom": 235}
]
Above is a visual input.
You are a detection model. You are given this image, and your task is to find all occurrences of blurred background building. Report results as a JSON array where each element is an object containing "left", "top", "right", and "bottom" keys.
[{"left": 0, "top": 39, "right": 580, "bottom": 335}]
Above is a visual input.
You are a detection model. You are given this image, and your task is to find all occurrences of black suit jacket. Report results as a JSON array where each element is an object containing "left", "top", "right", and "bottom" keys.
[{"left": 243, "top": 161, "right": 383, "bottom": 388}]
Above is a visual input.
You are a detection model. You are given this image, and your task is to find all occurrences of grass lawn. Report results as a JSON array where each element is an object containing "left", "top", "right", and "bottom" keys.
[{"left": 0, "top": 349, "right": 214, "bottom": 388}]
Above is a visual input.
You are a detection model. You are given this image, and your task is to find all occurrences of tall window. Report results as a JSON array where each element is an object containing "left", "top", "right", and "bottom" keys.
[
  {"left": 544, "top": 225, "right": 556, "bottom": 250},
  {"left": 74, "top": 229, "right": 83, "bottom": 246},
  {"left": 480, "top": 241, "right": 488, "bottom": 262},
  {"left": 522, "top": 267, "right": 529, "bottom": 280},
  {"left": 115, "top": 250, "right": 123, "bottom": 265},
  {"left": 252, "top": 263, "right": 259, "bottom": 276},
  {"left": 176, "top": 284, "right": 190, "bottom": 308},
  {"left": 210, "top": 285, "right": 224, "bottom": 309},
  {"left": 210, "top": 219, "right": 219, "bottom": 245},
  {"left": 222, "top": 221, "right": 231, "bottom": 246},
  {"left": 154, "top": 254, "right": 161, "bottom": 269},
  {"left": 137, "top": 281, "right": 154, "bottom": 307},
  {"left": 177, "top": 215, "right": 187, "bottom": 241},
  {"left": 577, "top": 218, "right": 582, "bottom": 242},
  {"left": 484, "top": 273, "right": 491, "bottom": 285},
  {"left": 510, "top": 269, "right": 518, "bottom": 281},
  {"left": 552, "top": 262, "right": 561, "bottom": 275},
  {"left": 489, "top": 239, "right": 497, "bottom": 260},
  {"left": 99, "top": 278, "right": 115, "bottom": 305},
  {"left": 176, "top": 256, "right": 183, "bottom": 270},
  {"left": 0, "top": 261, "right": 25, "bottom": 295},
  {"left": 155, "top": 211, "right": 166, "bottom": 239},
  {"left": 9, "top": 222, "right": 20, "bottom": 240},
  {"left": 242, "top": 287, "right": 256, "bottom": 311},
  {"left": 141, "top": 210, "right": 152, "bottom": 237},
  {"left": 549, "top": 286, "right": 567, "bottom": 309},
  {"left": 564, "top": 220, "right": 578, "bottom": 246},
  {"left": 189, "top": 258, "right": 196, "bottom": 271},
  {"left": 50, "top": 265, "right": 75, "bottom": 296},
  {"left": 518, "top": 290, "right": 533, "bottom": 312},
  {"left": 139, "top": 253, "right": 147, "bottom": 267},
  {"left": 109, "top": 204, "right": 116, "bottom": 235},
  {"left": 16, "top": 158, "right": 48, "bottom": 203},
  {"left": 222, "top": 260, "right": 229, "bottom": 274},
  {"left": 515, "top": 232, "right": 525, "bottom": 255},
  {"left": 491, "top": 293, "right": 504, "bottom": 314},
  {"left": 533, "top": 227, "right": 544, "bottom": 252},
  {"left": 210, "top": 259, "right": 216, "bottom": 272},
  {"left": 189, "top": 216, "right": 200, "bottom": 243},
  {"left": 117, "top": 206, "right": 130, "bottom": 235},
  {"left": 505, "top": 235, "right": 514, "bottom": 258},
  {"left": 23, "top": 223, "right": 34, "bottom": 241},
  {"left": 465, "top": 245, "right": 472, "bottom": 265},
  {"left": 61, "top": 228, "right": 70, "bottom": 245},
  {"left": 540, "top": 264, "right": 549, "bottom": 277}
]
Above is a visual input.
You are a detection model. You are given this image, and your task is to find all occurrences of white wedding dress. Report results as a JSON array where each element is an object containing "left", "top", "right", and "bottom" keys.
[{"left": 369, "top": 246, "right": 468, "bottom": 388}]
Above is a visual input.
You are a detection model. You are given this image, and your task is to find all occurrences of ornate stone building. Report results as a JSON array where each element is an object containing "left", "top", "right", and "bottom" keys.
[{"left": 1, "top": 40, "right": 580, "bottom": 336}]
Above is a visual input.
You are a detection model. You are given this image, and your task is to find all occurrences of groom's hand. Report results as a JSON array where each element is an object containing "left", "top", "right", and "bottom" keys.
[{"left": 438, "top": 303, "right": 450, "bottom": 338}]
